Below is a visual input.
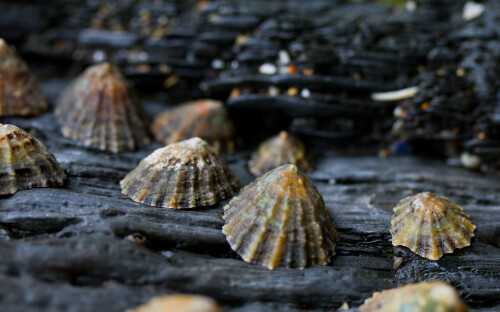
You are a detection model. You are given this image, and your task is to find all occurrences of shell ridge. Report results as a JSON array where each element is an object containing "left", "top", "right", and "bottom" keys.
[
  {"left": 303, "top": 182, "right": 328, "bottom": 264},
  {"left": 250, "top": 191, "right": 281, "bottom": 269}
]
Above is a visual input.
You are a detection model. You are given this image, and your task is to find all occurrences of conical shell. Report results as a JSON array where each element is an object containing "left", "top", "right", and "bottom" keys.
[
  {"left": 128, "top": 294, "right": 224, "bottom": 312},
  {"left": 390, "top": 192, "right": 476, "bottom": 260},
  {"left": 150, "top": 99, "right": 236, "bottom": 153},
  {"left": 120, "top": 137, "right": 241, "bottom": 209},
  {"left": 0, "top": 124, "right": 65, "bottom": 195},
  {"left": 359, "top": 281, "right": 469, "bottom": 312},
  {"left": 55, "top": 62, "right": 150, "bottom": 153},
  {"left": 0, "top": 38, "right": 47, "bottom": 116},
  {"left": 248, "top": 131, "right": 310, "bottom": 176},
  {"left": 222, "top": 164, "right": 338, "bottom": 269}
]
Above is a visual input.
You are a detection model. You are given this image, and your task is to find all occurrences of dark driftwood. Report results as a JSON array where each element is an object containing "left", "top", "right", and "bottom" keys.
[{"left": 0, "top": 81, "right": 499, "bottom": 312}]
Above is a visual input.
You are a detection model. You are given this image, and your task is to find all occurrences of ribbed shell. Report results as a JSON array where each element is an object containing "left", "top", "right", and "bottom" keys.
[
  {"left": 0, "top": 124, "right": 65, "bottom": 195},
  {"left": 390, "top": 192, "right": 476, "bottom": 260},
  {"left": 359, "top": 281, "right": 469, "bottom": 312},
  {"left": 128, "top": 295, "right": 225, "bottom": 312},
  {"left": 55, "top": 62, "right": 150, "bottom": 153},
  {"left": 222, "top": 164, "right": 338, "bottom": 269},
  {"left": 120, "top": 137, "right": 241, "bottom": 209},
  {"left": 0, "top": 38, "right": 47, "bottom": 116},
  {"left": 150, "top": 99, "right": 236, "bottom": 153},
  {"left": 248, "top": 131, "right": 310, "bottom": 176}
]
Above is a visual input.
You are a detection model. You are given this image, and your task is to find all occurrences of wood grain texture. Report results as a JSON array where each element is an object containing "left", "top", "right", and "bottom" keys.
[{"left": 0, "top": 81, "right": 499, "bottom": 312}]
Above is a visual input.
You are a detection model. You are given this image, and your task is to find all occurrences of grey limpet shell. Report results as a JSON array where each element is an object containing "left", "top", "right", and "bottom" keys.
[
  {"left": 223, "top": 164, "right": 338, "bottom": 269},
  {"left": 0, "top": 123, "right": 66, "bottom": 195},
  {"left": 55, "top": 62, "right": 150, "bottom": 153},
  {"left": 248, "top": 131, "right": 310, "bottom": 176},
  {"left": 120, "top": 137, "right": 241, "bottom": 209}
]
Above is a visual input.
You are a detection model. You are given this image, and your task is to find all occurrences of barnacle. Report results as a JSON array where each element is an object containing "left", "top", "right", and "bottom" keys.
[
  {"left": 390, "top": 192, "right": 476, "bottom": 260},
  {"left": 120, "top": 137, "right": 241, "bottom": 208},
  {"left": 222, "top": 164, "right": 338, "bottom": 269},
  {"left": 150, "top": 99, "right": 236, "bottom": 153},
  {"left": 55, "top": 62, "right": 150, "bottom": 153},
  {"left": 359, "top": 281, "right": 469, "bottom": 312},
  {"left": 248, "top": 131, "right": 310, "bottom": 176},
  {"left": 0, "top": 124, "right": 65, "bottom": 195},
  {"left": 0, "top": 38, "right": 47, "bottom": 116}
]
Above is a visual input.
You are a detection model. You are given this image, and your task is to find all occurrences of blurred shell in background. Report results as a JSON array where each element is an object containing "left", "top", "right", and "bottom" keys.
[
  {"left": 359, "top": 281, "right": 469, "bottom": 312},
  {"left": 223, "top": 164, "right": 338, "bottom": 269},
  {"left": 248, "top": 131, "right": 310, "bottom": 176},
  {"left": 151, "top": 99, "right": 236, "bottom": 153},
  {"left": 0, "top": 123, "right": 65, "bottom": 195},
  {"left": 120, "top": 137, "right": 241, "bottom": 209},
  {"left": 55, "top": 62, "right": 150, "bottom": 153},
  {"left": 0, "top": 38, "right": 47, "bottom": 116},
  {"left": 128, "top": 294, "right": 224, "bottom": 312}
]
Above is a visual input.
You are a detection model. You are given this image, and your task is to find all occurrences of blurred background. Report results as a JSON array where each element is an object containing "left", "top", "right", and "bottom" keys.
[{"left": 1, "top": 0, "right": 498, "bottom": 172}]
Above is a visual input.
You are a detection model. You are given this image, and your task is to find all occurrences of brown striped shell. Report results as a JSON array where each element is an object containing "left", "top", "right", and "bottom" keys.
[
  {"left": 55, "top": 62, "right": 150, "bottom": 153},
  {"left": 248, "top": 131, "right": 310, "bottom": 176},
  {"left": 0, "top": 124, "right": 65, "bottom": 195},
  {"left": 390, "top": 192, "right": 476, "bottom": 260},
  {"left": 222, "top": 164, "right": 338, "bottom": 269},
  {"left": 120, "top": 137, "right": 241, "bottom": 209},
  {"left": 150, "top": 99, "right": 236, "bottom": 153},
  {"left": 0, "top": 38, "right": 47, "bottom": 116},
  {"left": 128, "top": 295, "right": 225, "bottom": 312},
  {"left": 359, "top": 281, "right": 469, "bottom": 312}
]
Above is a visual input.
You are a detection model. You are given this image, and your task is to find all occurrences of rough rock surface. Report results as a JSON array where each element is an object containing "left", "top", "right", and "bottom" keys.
[{"left": 0, "top": 81, "right": 499, "bottom": 312}]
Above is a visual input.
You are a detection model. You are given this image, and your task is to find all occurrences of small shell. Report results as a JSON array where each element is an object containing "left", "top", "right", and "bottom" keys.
[
  {"left": 390, "top": 192, "right": 476, "bottom": 260},
  {"left": 248, "top": 131, "right": 310, "bottom": 176},
  {"left": 392, "top": 257, "right": 404, "bottom": 270},
  {"left": 0, "top": 38, "right": 47, "bottom": 116},
  {"left": 120, "top": 137, "right": 241, "bottom": 209},
  {"left": 222, "top": 164, "right": 338, "bottom": 269},
  {"left": 359, "top": 281, "right": 469, "bottom": 312},
  {"left": 150, "top": 99, "right": 236, "bottom": 153},
  {"left": 55, "top": 62, "right": 150, "bottom": 153},
  {"left": 0, "top": 124, "right": 65, "bottom": 195},
  {"left": 128, "top": 294, "right": 224, "bottom": 312}
]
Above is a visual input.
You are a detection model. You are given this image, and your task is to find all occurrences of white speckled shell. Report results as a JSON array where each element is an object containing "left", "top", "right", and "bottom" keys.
[
  {"left": 120, "top": 137, "right": 241, "bottom": 208},
  {"left": 0, "top": 123, "right": 65, "bottom": 195}
]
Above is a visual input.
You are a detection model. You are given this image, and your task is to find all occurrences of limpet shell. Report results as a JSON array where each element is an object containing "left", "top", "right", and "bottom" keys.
[
  {"left": 55, "top": 62, "right": 150, "bottom": 153},
  {"left": 359, "top": 281, "right": 469, "bottom": 312},
  {"left": 0, "top": 124, "right": 65, "bottom": 195},
  {"left": 120, "top": 137, "right": 241, "bottom": 209},
  {"left": 0, "top": 38, "right": 47, "bottom": 116},
  {"left": 248, "top": 131, "right": 310, "bottom": 176},
  {"left": 390, "top": 192, "right": 476, "bottom": 260},
  {"left": 222, "top": 164, "right": 338, "bottom": 269},
  {"left": 150, "top": 99, "right": 236, "bottom": 153},
  {"left": 128, "top": 294, "right": 224, "bottom": 312}
]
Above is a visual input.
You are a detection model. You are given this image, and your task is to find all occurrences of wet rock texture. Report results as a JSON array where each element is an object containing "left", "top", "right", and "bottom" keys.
[{"left": 0, "top": 81, "right": 499, "bottom": 311}]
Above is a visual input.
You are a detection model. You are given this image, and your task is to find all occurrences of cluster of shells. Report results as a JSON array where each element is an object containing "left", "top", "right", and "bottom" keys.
[{"left": 0, "top": 36, "right": 476, "bottom": 311}]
